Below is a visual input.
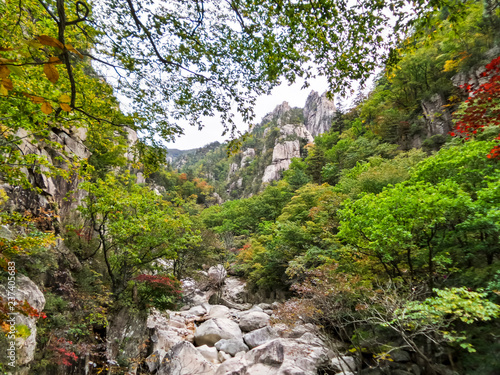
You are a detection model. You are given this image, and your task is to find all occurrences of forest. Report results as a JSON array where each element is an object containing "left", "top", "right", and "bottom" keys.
[{"left": 0, "top": 0, "right": 499, "bottom": 374}]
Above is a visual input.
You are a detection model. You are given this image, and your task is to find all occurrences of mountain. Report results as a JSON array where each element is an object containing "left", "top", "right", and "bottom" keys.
[{"left": 170, "top": 91, "right": 336, "bottom": 200}]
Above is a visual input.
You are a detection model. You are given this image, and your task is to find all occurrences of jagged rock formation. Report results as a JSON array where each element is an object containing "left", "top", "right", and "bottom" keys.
[
  {"left": 303, "top": 91, "right": 336, "bottom": 137},
  {"left": 262, "top": 124, "right": 314, "bottom": 183}
]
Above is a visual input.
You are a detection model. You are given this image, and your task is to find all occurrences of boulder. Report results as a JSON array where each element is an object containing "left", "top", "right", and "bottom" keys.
[
  {"left": 207, "top": 305, "right": 231, "bottom": 319},
  {"left": 239, "top": 311, "right": 270, "bottom": 332},
  {"left": 330, "top": 356, "right": 357, "bottom": 373},
  {"left": 158, "top": 341, "right": 216, "bottom": 375},
  {"left": 215, "top": 357, "right": 248, "bottom": 375},
  {"left": 389, "top": 349, "right": 411, "bottom": 362},
  {"left": 145, "top": 349, "right": 167, "bottom": 373},
  {"left": 218, "top": 351, "right": 232, "bottom": 363},
  {"left": 243, "top": 326, "right": 279, "bottom": 349},
  {"left": 197, "top": 345, "right": 219, "bottom": 364},
  {"left": 208, "top": 264, "right": 227, "bottom": 285},
  {"left": 215, "top": 338, "right": 250, "bottom": 356},
  {"left": 194, "top": 318, "right": 243, "bottom": 347}
]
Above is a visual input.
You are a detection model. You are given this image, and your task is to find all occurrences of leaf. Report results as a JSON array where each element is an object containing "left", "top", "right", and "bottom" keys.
[
  {"left": 0, "top": 47, "right": 14, "bottom": 51},
  {"left": 0, "top": 65, "right": 10, "bottom": 78},
  {"left": 66, "top": 44, "right": 84, "bottom": 59},
  {"left": 37, "top": 35, "right": 64, "bottom": 49},
  {"left": 0, "top": 85, "right": 8, "bottom": 96},
  {"left": 59, "top": 94, "right": 71, "bottom": 103},
  {"left": 1, "top": 78, "right": 13, "bottom": 90},
  {"left": 60, "top": 103, "right": 72, "bottom": 112},
  {"left": 29, "top": 95, "right": 45, "bottom": 104},
  {"left": 49, "top": 56, "right": 63, "bottom": 64},
  {"left": 43, "top": 63, "right": 59, "bottom": 84},
  {"left": 41, "top": 101, "right": 53, "bottom": 115},
  {"left": 24, "top": 39, "right": 43, "bottom": 49}
]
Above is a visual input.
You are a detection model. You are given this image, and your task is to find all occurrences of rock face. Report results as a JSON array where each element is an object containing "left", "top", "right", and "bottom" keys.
[
  {"left": 0, "top": 274, "right": 46, "bottom": 373},
  {"left": 304, "top": 91, "right": 336, "bottom": 137},
  {"left": 262, "top": 123, "right": 313, "bottom": 184},
  {"left": 420, "top": 93, "right": 453, "bottom": 137}
]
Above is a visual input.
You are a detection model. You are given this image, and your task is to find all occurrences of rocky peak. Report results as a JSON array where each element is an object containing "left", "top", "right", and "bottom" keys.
[{"left": 303, "top": 91, "right": 336, "bottom": 137}]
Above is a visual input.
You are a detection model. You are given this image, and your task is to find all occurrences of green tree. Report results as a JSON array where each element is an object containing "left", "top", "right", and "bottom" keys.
[{"left": 79, "top": 172, "right": 200, "bottom": 297}]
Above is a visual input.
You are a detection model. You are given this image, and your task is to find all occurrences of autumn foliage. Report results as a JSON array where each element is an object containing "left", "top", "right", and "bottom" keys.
[{"left": 453, "top": 56, "right": 500, "bottom": 159}]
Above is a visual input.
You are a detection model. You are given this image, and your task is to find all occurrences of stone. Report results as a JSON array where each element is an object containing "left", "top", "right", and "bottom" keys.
[
  {"left": 197, "top": 345, "right": 220, "bottom": 364},
  {"left": 218, "top": 350, "right": 233, "bottom": 363},
  {"left": 194, "top": 318, "right": 243, "bottom": 347},
  {"left": 145, "top": 349, "right": 167, "bottom": 373},
  {"left": 158, "top": 341, "right": 216, "bottom": 375},
  {"left": 215, "top": 356, "right": 248, "bottom": 374},
  {"left": 187, "top": 305, "right": 209, "bottom": 317},
  {"left": 330, "top": 356, "right": 357, "bottom": 373},
  {"left": 239, "top": 311, "right": 270, "bottom": 332},
  {"left": 0, "top": 225, "right": 13, "bottom": 240},
  {"left": 215, "top": 338, "right": 250, "bottom": 356},
  {"left": 207, "top": 305, "right": 231, "bottom": 319},
  {"left": 243, "top": 326, "right": 279, "bottom": 349},
  {"left": 262, "top": 141, "right": 301, "bottom": 183},
  {"left": 257, "top": 303, "right": 273, "bottom": 310},
  {"left": 208, "top": 264, "right": 227, "bottom": 285},
  {"left": 389, "top": 349, "right": 411, "bottom": 362}
]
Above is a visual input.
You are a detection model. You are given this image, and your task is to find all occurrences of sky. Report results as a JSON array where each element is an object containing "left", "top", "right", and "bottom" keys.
[{"left": 165, "top": 77, "right": 331, "bottom": 150}]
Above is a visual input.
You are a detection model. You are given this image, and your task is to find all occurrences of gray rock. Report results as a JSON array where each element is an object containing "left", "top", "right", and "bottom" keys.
[
  {"left": 207, "top": 305, "right": 231, "bottom": 319},
  {"left": 389, "top": 349, "right": 411, "bottom": 362},
  {"left": 215, "top": 357, "right": 248, "bottom": 374},
  {"left": 331, "top": 356, "right": 357, "bottom": 373},
  {"left": 239, "top": 311, "right": 270, "bottom": 332},
  {"left": 304, "top": 91, "right": 336, "bottom": 137},
  {"left": 218, "top": 350, "right": 232, "bottom": 363},
  {"left": 0, "top": 225, "right": 13, "bottom": 240},
  {"left": 145, "top": 349, "right": 166, "bottom": 373},
  {"left": 196, "top": 345, "right": 219, "bottom": 364},
  {"left": 158, "top": 341, "right": 216, "bottom": 375},
  {"left": 208, "top": 264, "right": 227, "bottom": 285},
  {"left": 243, "top": 326, "right": 279, "bottom": 349},
  {"left": 194, "top": 318, "right": 243, "bottom": 346},
  {"left": 215, "top": 338, "right": 250, "bottom": 356}
]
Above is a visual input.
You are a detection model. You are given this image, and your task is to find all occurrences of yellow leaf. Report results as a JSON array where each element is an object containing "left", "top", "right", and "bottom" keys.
[
  {"left": 43, "top": 63, "right": 59, "bottom": 84},
  {"left": 0, "top": 65, "right": 10, "bottom": 79},
  {"left": 29, "top": 95, "right": 45, "bottom": 104},
  {"left": 49, "top": 56, "right": 63, "bottom": 64},
  {"left": 59, "top": 94, "right": 71, "bottom": 103},
  {"left": 2, "top": 78, "right": 13, "bottom": 90},
  {"left": 66, "top": 44, "right": 84, "bottom": 59},
  {"left": 60, "top": 103, "right": 72, "bottom": 112},
  {"left": 37, "top": 35, "right": 64, "bottom": 49},
  {"left": 0, "top": 85, "right": 8, "bottom": 96},
  {"left": 41, "top": 101, "right": 53, "bottom": 115}
]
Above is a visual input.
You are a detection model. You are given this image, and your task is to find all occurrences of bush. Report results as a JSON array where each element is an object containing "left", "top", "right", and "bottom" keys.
[{"left": 133, "top": 274, "right": 183, "bottom": 310}]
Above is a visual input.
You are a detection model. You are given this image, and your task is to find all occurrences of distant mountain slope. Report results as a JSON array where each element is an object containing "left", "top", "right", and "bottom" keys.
[{"left": 170, "top": 91, "right": 336, "bottom": 200}]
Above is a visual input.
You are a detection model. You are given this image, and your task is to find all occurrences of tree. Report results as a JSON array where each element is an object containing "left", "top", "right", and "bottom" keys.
[{"left": 78, "top": 172, "right": 200, "bottom": 296}]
